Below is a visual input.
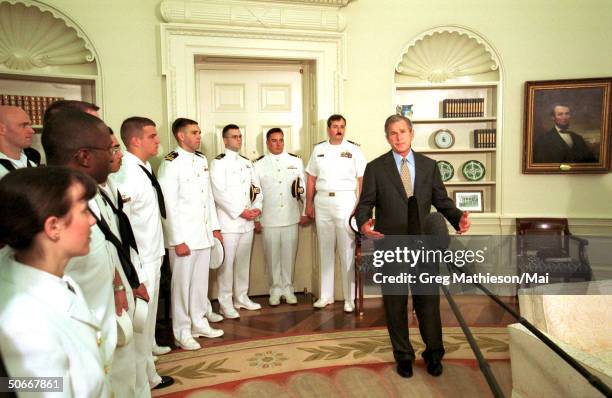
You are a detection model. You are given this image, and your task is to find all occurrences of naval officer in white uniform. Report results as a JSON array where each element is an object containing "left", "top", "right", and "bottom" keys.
[
  {"left": 305, "top": 114, "right": 366, "bottom": 313},
  {"left": 115, "top": 116, "right": 174, "bottom": 390},
  {"left": 158, "top": 118, "right": 224, "bottom": 351},
  {"left": 254, "top": 128, "right": 309, "bottom": 306},
  {"left": 0, "top": 167, "right": 108, "bottom": 397},
  {"left": 210, "top": 124, "right": 263, "bottom": 318}
]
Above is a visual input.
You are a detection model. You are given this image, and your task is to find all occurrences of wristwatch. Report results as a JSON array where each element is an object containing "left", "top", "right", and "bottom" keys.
[{"left": 114, "top": 284, "right": 126, "bottom": 292}]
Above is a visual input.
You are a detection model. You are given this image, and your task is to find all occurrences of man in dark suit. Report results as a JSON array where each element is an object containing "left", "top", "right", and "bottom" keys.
[
  {"left": 533, "top": 104, "right": 596, "bottom": 163},
  {"left": 355, "top": 114, "right": 470, "bottom": 378}
]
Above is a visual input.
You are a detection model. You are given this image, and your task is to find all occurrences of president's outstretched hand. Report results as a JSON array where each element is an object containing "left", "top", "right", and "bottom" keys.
[{"left": 457, "top": 211, "right": 471, "bottom": 234}]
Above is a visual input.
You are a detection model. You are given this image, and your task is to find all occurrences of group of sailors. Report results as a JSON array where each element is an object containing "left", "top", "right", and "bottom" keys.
[{"left": 0, "top": 102, "right": 366, "bottom": 396}]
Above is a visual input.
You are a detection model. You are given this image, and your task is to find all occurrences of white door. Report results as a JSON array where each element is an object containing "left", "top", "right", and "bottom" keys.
[
  {"left": 197, "top": 61, "right": 312, "bottom": 297},
  {"left": 197, "top": 63, "right": 305, "bottom": 161}
]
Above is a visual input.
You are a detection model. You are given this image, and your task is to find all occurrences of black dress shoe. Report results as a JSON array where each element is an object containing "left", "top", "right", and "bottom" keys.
[
  {"left": 153, "top": 375, "right": 175, "bottom": 389},
  {"left": 396, "top": 360, "right": 413, "bottom": 378},
  {"left": 425, "top": 358, "right": 443, "bottom": 376}
]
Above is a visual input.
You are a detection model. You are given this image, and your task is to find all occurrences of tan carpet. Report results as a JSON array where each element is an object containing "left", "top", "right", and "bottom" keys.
[{"left": 153, "top": 327, "right": 511, "bottom": 397}]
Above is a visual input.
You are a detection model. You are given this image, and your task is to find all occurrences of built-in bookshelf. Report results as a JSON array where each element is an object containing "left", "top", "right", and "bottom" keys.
[{"left": 394, "top": 27, "right": 502, "bottom": 214}]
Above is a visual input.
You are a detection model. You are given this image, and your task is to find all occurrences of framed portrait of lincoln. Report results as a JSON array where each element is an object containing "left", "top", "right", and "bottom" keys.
[{"left": 523, "top": 77, "right": 611, "bottom": 174}]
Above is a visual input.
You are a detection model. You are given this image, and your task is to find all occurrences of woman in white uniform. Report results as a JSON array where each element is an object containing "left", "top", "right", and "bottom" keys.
[{"left": 0, "top": 167, "right": 109, "bottom": 397}]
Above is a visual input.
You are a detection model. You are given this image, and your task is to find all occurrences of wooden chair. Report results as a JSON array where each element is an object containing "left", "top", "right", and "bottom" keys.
[{"left": 515, "top": 218, "right": 592, "bottom": 288}]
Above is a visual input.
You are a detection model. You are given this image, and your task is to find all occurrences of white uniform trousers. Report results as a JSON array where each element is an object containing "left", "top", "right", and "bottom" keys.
[
  {"left": 314, "top": 191, "right": 356, "bottom": 302},
  {"left": 263, "top": 224, "right": 298, "bottom": 296},
  {"left": 141, "top": 257, "right": 163, "bottom": 386},
  {"left": 217, "top": 231, "right": 254, "bottom": 308},
  {"left": 169, "top": 248, "right": 211, "bottom": 341},
  {"left": 110, "top": 284, "right": 151, "bottom": 398}
]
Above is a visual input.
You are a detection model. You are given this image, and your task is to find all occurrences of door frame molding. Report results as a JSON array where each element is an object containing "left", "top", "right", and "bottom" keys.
[{"left": 160, "top": 23, "right": 346, "bottom": 146}]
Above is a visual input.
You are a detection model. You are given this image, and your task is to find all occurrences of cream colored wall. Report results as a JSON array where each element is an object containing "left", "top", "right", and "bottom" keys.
[
  {"left": 46, "top": 0, "right": 612, "bottom": 222},
  {"left": 48, "top": 0, "right": 171, "bottom": 160},
  {"left": 341, "top": 0, "right": 612, "bottom": 219}
]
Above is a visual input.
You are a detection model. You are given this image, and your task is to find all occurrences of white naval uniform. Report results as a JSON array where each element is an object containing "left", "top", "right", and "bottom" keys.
[
  {"left": 63, "top": 193, "right": 118, "bottom": 388},
  {"left": 97, "top": 181, "right": 152, "bottom": 398},
  {"left": 253, "top": 151, "right": 305, "bottom": 297},
  {"left": 210, "top": 149, "right": 262, "bottom": 310},
  {"left": 0, "top": 150, "right": 37, "bottom": 179},
  {"left": 0, "top": 257, "right": 109, "bottom": 398},
  {"left": 158, "top": 146, "right": 221, "bottom": 342},
  {"left": 113, "top": 151, "right": 165, "bottom": 387},
  {"left": 305, "top": 139, "right": 366, "bottom": 302}
]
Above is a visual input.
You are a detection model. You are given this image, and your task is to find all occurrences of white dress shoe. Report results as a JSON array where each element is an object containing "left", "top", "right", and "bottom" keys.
[
  {"left": 269, "top": 294, "right": 281, "bottom": 306},
  {"left": 283, "top": 293, "right": 298, "bottom": 305},
  {"left": 234, "top": 297, "right": 262, "bottom": 311},
  {"left": 205, "top": 311, "right": 224, "bottom": 323},
  {"left": 313, "top": 298, "right": 334, "bottom": 308},
  {"left": 192, "top": 324, "right": 224, "bottom": 338},
  {"left": 220, "top": 305, "right": 240, "bottom": 319},
  {"left": 174, "top": 337, "right": 201, "bottom": 351},
  {"left": 344, "top": 301, "right": 355, "bottom": 313},
  {"left": 152, "top": 345, "right": 171, "bottom": 355}
]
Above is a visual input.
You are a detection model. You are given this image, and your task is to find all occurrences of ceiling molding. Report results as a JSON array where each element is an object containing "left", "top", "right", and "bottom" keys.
[{"left": 160, "top": 0, "right": 349, "bottom": 32}]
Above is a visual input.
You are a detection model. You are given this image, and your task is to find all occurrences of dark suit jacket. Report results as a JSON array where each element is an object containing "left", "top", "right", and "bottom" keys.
[
  {"left": 355, "top": 150, "right": 462, "bottom": 234},
  {"left": 533, "top": 128, "right": 596, "bottom": 163}
]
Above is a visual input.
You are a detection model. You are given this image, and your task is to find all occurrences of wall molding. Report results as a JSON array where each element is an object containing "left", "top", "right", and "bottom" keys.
[
  {"left": 0, "top": 0, "right": 96, "bottom": 71},
  {"left": 160, "top": 23, "right": 345, "bottom": 130},
  {"left": 471, "top": 215, "right": 612, "bottom": 235},
  {"left": 160, "top": 0, "right": 349, "bottom": 32}
]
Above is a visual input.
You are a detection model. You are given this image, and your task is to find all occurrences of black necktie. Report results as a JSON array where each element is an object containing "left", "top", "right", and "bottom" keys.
[
  {"left": 89, "top": 207, "right": 141, "bottom": 289},
  {"left": 138, "top": 165, "right": 166, "bottom": 219},
  {"left": 99, "top": 188, "right": 139, "bottom": 255}
]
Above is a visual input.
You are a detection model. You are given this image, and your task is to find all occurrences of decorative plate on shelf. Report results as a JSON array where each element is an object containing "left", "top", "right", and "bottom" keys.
[
  {"left": 433, "top": 129, "right": 455, "bottom": 149},
  {"left": 436, "top": 160, "right": 454, "bottom": 182},
  {"left": 462, "top": 160, "right": 486, "bottom": 181}
]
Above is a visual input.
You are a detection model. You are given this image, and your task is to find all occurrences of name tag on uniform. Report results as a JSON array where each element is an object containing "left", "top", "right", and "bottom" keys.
[
  {"left": 341, "top": 151, "right": 353, "bottom": 158},
  {"left": 287, "top": 165, "right": 297, "bottom": 170},
  {"left": 204, "top": 167, "right": 209, "bottom": 172},
  {"left": 317, "top": 154, "right": 324, "bottom": 157}
]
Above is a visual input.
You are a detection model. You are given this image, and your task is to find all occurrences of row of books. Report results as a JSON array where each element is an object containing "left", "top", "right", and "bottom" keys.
[
  {"left": 473, "top": 128, "right": 496, "bottom": 148},
  {"left": 0, "top": 94, "right": 64, "bottom": 126},
  {"left": 442, "top": 98, "right": 485, "bottom": 118}
]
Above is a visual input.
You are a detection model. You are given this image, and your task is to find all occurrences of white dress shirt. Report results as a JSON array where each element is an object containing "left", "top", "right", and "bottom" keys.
[
  {"left": 210, "top": 149, "right": 262, "bottom": 234},
  {"left": 113, "top": 151, "right": 165, "bottom": 264},
  {"left": 0, "top": 257, "right": 108, "bottom": 397},
  {"left": 0, "top": 150, "right": 36, "bottom": 179},
  {"left": 305, "top": 139, "right": 366, "bottom": 192},
  {"left": 158, "top": 146, "right": 220, "bottom": 250},
  {"left": 254, "top": 151, "right": 305, "bottom": 227}
]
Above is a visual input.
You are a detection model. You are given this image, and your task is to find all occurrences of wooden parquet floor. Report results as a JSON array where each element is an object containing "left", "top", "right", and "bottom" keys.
[{"left": 156, "top": 293, "right": 518, "bottom": 349}]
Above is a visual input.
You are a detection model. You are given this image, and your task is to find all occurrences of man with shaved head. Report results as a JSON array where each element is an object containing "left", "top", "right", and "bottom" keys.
[{"left": 0, "top": 106, "right": 39, "bottom": 179}]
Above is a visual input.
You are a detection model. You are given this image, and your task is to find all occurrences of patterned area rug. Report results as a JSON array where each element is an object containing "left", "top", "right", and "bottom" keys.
[{"left": 153, "top": 327, "right": 511, "bottom": 397}]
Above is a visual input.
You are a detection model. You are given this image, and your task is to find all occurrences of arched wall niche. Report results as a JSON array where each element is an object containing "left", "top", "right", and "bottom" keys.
[{"left": 395, "top": 25, "right": 501, "bottom": 85}]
